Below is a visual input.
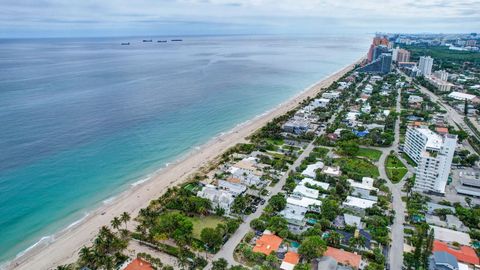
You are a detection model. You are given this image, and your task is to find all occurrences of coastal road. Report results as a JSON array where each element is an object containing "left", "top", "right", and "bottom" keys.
[
  {"left": 369, "top": 85, "right": 408, "bottom": 270},
  {"left": 205, "top": 141, "right": 318, "bottom": 268}
]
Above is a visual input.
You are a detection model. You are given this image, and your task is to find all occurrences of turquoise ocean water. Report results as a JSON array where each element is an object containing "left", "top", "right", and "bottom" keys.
[{"left": 0, "top": 35, "right": 370, "bottom": 264}]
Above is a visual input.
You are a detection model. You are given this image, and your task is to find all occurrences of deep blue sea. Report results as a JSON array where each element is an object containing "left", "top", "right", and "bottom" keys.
[{"left": 0, "top": 35, "right": 370, "bottom": 263}]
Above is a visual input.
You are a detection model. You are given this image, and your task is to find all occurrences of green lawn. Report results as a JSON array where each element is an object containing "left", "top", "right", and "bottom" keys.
[
  {"left": 190, "top": 215, "right": 225, "bottom": 239},
  {"left": 312, "top": 147, "right": 330, "bottom": 159},
  {"left": 357, "top": 148, "right": 382, "bottom": 161},
  {"left": 386, "top": 154, "right": 408, "bottom": 183},
  {"left": 335, "top": 157, "right": 380, "bottom": 179}
]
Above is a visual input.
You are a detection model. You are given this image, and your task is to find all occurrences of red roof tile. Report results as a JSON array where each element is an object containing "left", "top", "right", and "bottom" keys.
[
  {"left": 253, "top": 233, "right": 283, "bottom": 256},
  {"left": 433, "top": 240, "right": 479, "bottom": 265},
  {"left": 324, "top": 247, "right": 361, "bottom": 269},
  {"left": 436, "top": 127, "right": 449, "bottom": 134},
  {"left": 124, "top": 258, "right": 154, "bottom": 270},
  {"left": 283, "top": 251, "right": 300, "bottom": 265}
]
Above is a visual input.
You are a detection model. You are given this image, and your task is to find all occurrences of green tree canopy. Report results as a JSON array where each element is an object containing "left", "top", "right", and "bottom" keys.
[{"left": 298, "top": 236, "right": 327, "bottom": 261}]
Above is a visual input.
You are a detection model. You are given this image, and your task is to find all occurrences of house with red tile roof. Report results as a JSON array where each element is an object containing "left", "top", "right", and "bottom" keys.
[
  {"left": 252, "top": 232, "right": 283, "bottom": 256},
  {"left": 435, "top": 127, "right": 449, "bottom": 135},
  {"left": 123, "top": 258, "right": 154, "bottom": 270},
  {"left": 433, "top": 240, "right": 480, "bottom": 265},
  {"left": 323, "top": 247, "right": 362, "bottom": 270},
  {"left": 280, "top": 251, "right": 300, "bottom": 270}
]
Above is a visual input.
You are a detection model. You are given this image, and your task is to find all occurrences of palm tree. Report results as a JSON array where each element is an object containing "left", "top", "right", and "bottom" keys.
[
  {"left": 120, "top": 212, "right": 131, "bottom": 230},
  {"left": 79, "top": 246, "right": 92, "bottom": 263},
  {"left": 327, "top": 231, "right": 343, "bottom": 247},
  {"left": 111, "top": 217, "right": 121, "bottom": 231}
]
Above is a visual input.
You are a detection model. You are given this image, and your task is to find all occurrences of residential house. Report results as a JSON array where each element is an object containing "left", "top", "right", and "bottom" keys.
[
  {"left": 311, "top": 98, "right": 331, "bottom": 108},
  {"left": 431, "top": 226, "right": 471, "bottom": 246},
  {"left": 361, "top": 103, "right": 371, "bottom": 114},
  {"left": 253, "top": 231, "right": 283, "bottom": 256},
  {"left": 323, "top": 91, "right": 341, "bottom": 100},
  {"left": 323, "top": 166, "right": 342, "bottom": 177},
  {"left": 342, "top": 196, "right": 376, "bottom": 216},
  {"left": 217, "top": 180, "right": 247, "bottom": 197},
  {"left": 282, "top": 118, "right": 310, "bottom": 135},
  {"left": 301, "top": 162, "right": 325, "bottom": 178},
  {"left": 344, "top": 214, "right": 362, "bottom": 229},
  {"left": 322, "top": 247, "right": 362, "bottom": 270},
  {"left": 429, "top": 251, "right": 459, "bottom": 270},
  {"left": 363, "top": 84, "right": 373, "bottom": 95},
  {"left": 280, "top": 251, "right": 300, "bottom": 270},
  {"left": 433, "top": 240, "right": 480, "bottom": 266},
  {"left": 299, "top": 177, "right": 330, "bottom": 191},
  {"left": 293, "top": 184, "right": 320, "bottom": 199},
  {"left": 281, "top": 196, "right": 322, "bottom": 226},
  {"left": 123, "top": 258, "right": 154, "bottom": 270},
  {"left": 197, "top": 185, "right": 235, "bottom": 214}
]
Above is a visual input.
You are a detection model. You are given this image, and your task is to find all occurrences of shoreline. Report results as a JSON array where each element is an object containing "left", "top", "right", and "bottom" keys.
[{"left": 6, "top": 58, "right": 361, "bottom": 270}]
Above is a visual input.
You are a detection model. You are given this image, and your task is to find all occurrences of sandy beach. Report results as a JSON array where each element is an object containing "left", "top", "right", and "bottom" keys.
[{"left": 7, "top": 59, "right": 360, "bottom": 270}]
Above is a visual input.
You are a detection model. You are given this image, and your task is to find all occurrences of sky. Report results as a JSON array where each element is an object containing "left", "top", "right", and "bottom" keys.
[{"left": 1, "top": 0, "right": 479, "bottom": 38}]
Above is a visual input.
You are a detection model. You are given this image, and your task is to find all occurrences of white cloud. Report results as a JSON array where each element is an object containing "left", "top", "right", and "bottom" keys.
[{"left": 0, "top": 0, "right": 479, "bottom": 37}]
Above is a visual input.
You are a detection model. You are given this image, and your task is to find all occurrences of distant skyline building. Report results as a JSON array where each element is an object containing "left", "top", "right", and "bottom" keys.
[
  {"left": 466, "top": 40, "right": 477, "bottom": 47},
  {"left": 367, "top": 36, "right": 389, "bottom": 63},
  {"left": 373, "top": 45, "right": 389, "bottom": 62},
  {"left": 358, "top": 53, "right": 392, "bottom": 74},
  {"left": 396, "top": 48, "right": 411, "bottom": 62},
  {"left": 404, "top": 126, "right": 457, "bottom": 194},
  {"left": 418, "top": 56, "right": 434, "bottom": 76}
]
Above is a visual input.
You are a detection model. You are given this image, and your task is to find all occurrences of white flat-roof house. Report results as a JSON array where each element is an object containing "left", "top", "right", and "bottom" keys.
[
  {"left": 404, "top": 126, "right": 457, "bottom": 194},
  {"left": 197, "top": 185, "right": 235, "bottom": 214},
  {"left": 293, "top": 185, "right": 319, "bottom": 200},
  {"left": 217, "top": 180, "right": 247, "bottom": 197},
  {"left": 431, "top": 226, "right": 471, "bottom": 246},
  {"left": 361, "top": 103, "right": 371, "bottom": 114},
  {"left": 299, "top": 178, "right": 330, "bottom": 191},
  {"left": 408, "top": 95, "right": 424, "bottom": 104},
  {"left": 322, "top": 91, "right": 341, "bottom": 100},
  {"left": 229, "top": 167, "right": 263, "bottom": 187},
  {"left": 322, "top": 166, "right": 342, "bottom": 177},
  {"left": 363, "top": 84, "right": 373, "bottom": 95},
  {"left": 282, "top": 118, "right": 310, "bottom": 135},
  {"left": 301, "top": 162, "right": 325, "bottom": 178},
  {"left": 281, "top": 196, "right": 322, "bottom": 226},
  {"left": 311, "top": 98, "right": 331, "bottom": 108},
  {"left": 348, "top": 177, "right": 379, "bottom": 192},
  {"left": 342, "top": 196, "right": 376, "bottom": 216}
]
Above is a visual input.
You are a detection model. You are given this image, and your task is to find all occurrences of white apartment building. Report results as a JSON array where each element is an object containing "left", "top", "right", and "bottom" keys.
[
  {"left": 434, "top": 70, "right": 449, "bottom": 81},
  {"left": 426, "top": 76, "right": 454, "bottom": 92},
  {"left": 404, "top": 126, "right": 457, "bottom": 194},
  {"left": 418, "top": 56, "right": 434, "bottom": 76}
]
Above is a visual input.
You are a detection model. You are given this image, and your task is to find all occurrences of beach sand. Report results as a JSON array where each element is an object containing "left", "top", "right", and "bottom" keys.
[{"left": 7, "top": 59, "right": 360, "bottom": 270}]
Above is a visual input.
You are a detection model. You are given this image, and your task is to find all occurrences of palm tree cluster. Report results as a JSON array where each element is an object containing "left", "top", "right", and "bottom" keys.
[{"left": 77, "top": 225, "right": 129, "bottom": 270}]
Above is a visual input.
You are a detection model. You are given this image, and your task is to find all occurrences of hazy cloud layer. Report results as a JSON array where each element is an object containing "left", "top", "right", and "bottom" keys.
[{"left": 1, "top": 0, "right": 479, "bottom": 37}]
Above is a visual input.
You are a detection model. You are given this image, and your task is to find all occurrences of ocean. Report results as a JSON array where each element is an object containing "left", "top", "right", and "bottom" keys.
[{"left": 0, "top": 35, "right": 370, "bottom": 264}]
